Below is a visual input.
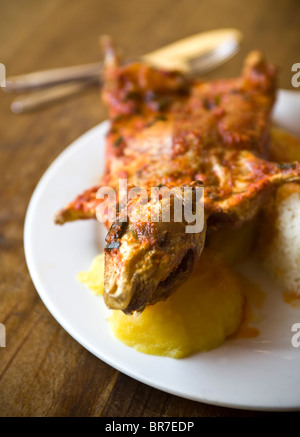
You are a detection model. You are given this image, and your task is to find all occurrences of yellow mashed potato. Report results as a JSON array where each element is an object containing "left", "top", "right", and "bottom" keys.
[
  {"left": 78, "top": 249, "right": 245, "bottom": 359},
  {"left": 77, "top": 253, "right": 105, "bottom": 295}
]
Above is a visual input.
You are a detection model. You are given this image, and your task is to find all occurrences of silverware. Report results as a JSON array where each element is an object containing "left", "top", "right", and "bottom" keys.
[
  {"left": 10, "top": 79, "right": 98, "bottom": 114},
  {"left": 4, "top": 62, "right": 102, "bottom": 93},
  {"left": 6, "top": 28, "right": 242, "bottom": 113}
]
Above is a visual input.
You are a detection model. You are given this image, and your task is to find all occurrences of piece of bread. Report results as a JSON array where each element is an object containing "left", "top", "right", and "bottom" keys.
[{"left": 256, "top": 183, "right": 300, "bottom": 295}]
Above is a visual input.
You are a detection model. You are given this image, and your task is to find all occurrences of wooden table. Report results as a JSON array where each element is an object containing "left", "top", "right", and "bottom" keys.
[{"left": 0, "top": 0, "right": 299, "bottom": 417}]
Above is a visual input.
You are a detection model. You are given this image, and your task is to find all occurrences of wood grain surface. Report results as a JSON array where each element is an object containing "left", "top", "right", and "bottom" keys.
[{"left": 0, "top": 0, "right": 299, "bottom": 417}]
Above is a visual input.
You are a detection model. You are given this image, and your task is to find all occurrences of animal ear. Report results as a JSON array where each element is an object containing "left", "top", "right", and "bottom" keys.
[
  {"left": 242, "top": 50, "right": 277, "bottom": 93},
  {"left": 100, "top": 35, "right": 121, "bottom": 72}
]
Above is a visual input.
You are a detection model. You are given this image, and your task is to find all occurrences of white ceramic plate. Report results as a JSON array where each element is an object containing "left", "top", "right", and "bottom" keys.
[{"left": 24, "top": 90, "right": 300, "bottom": 411}]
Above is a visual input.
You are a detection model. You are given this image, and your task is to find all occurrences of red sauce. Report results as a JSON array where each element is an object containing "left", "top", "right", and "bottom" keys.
[
  {"left": 230, "top": 301, "right": 260, "bottom": 339},
  {"left": 230, "top": 275, "right": 266, "bottom": 340},
  {"left": 283, "top": 291, "right": 300, "bottom": 308}
]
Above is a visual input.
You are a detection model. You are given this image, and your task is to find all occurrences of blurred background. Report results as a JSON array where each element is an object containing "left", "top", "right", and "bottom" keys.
[
  {"left": 1, "top": 0, "right": 299, "bottom": 122},
  {"left": 0, "top": 0, "right": 300, "bottom": 417},
  {"left": 2, "top": 0, "right": 300, "bottom": 83}
]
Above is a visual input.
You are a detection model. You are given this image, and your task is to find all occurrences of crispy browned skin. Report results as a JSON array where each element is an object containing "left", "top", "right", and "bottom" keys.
[
  {"left": 103, "top": 181, "right": 206, "bottom": 313},
  {"left": 55, "top": 48, "right": 300, "bottom": 313}
]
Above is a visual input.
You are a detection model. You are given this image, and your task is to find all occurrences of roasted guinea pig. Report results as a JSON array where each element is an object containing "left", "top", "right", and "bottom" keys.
[{"left": 55, "top": 43, "right": 300, "bottom": 314}]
